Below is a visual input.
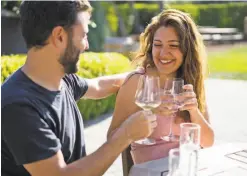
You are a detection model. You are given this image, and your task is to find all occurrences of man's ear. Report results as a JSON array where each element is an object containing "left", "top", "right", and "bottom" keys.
[{"left": 49, "top": 26, "right": 68, "bottom": 49}]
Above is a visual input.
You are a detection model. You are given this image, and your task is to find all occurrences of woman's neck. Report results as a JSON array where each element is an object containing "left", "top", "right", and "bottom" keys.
[{"left": 146, "top": 67, "right": 177, "bottom": 88}]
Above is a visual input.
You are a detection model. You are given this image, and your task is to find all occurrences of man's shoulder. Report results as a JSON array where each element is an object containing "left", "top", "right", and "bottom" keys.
[
  {"left": 2, "top": 70, "right": 37, "bottom": 108},
  {"left": 62, "top": 74, "right": 86, "bottom": 85},
  {"left": 2, "top": 87, "right": 35, "bottom": 109},
  {"left": 62, "top": 73, "right": 87, "bottom": 91}
]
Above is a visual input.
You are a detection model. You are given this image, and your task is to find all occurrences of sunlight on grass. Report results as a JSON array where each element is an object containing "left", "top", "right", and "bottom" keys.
[{"left": 207, "top": 45, "right": 247, "bottom": 80}]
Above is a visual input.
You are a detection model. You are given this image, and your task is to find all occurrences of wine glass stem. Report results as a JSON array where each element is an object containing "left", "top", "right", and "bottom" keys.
[{"left": 168, "top": 113, "right": 176, "bottom": 137}]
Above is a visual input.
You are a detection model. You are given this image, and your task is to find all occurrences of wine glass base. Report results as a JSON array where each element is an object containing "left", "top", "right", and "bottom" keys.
[
  {"left": 161, "top": 135, "right": 180, "bottom": 142},
  {"left": 134, "top": 138, "right": 156, "bottom": 145}
]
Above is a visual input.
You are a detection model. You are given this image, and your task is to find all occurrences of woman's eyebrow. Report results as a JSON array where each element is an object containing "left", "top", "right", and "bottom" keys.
[
  {"left": 153, "top": 39, "right": 180, "bottom": 43},
  {"left": 167, "top": 40, "right": 179, "bottom": 43},
  {"left": 153, "top": 39, "right": 162, "bottom": 42}
]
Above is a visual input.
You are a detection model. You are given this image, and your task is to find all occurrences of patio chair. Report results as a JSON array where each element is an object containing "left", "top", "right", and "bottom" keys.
[{"left": 122, "top": 145, "right": 134, "bottom": 176}]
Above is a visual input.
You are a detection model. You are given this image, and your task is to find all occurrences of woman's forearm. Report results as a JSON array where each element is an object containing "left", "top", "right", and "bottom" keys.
[{"left": 189, "top": 109, "right": 214, "bottom": 148}]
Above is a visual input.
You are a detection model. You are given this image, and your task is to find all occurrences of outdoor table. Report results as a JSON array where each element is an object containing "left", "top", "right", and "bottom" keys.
[{"left": 129, "top": 142, "right": 247, "bottom": 176}]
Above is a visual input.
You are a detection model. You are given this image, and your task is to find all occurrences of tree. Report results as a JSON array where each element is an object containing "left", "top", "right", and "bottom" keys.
[
  {"left": 129, "top": 1, "right": 143, "bottom": 34},
  {"left": 1, "top": 1, "right": 21, "bottom": 15},
  {"left": 87, "top": 1, "right": 106, "bottom": 51},
  {"left": 112, "top": 2, "right": 127, "bottom": 37},
  {"left": 158, "top": 1, "right": 165, "bottom": 12}
]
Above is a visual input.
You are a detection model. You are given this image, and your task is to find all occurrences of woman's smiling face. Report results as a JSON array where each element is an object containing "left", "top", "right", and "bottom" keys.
[{"left": 152, "top": 26, "right": 183, "bottom": 77}]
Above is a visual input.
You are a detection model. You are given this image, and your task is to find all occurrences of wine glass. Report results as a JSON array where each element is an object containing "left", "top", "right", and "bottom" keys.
[
  {"left": 161, "top": 78, "right": 184, "bottom": 142},
  {"left": 169, "top": 78, "right": 184, "bottom": 142},
  {"left": 172, "top": 78, "right": 184, "bottom": 109},
  {"left": 161, "top": 78, "right": 176, "bottom": 142},
  {"left": 135, "top": 75, "right": 161, "bottom": 145}
]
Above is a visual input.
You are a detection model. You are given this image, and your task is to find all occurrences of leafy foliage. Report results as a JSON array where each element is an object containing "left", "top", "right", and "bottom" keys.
[{"left": 103, "top": 2, "right": 247, "bottom": 35}]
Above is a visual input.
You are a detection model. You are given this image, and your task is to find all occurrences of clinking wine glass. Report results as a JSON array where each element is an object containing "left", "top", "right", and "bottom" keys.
[
  {"left": 172, "top": 78, "right": 184, "bottom": 109},
  {"left": 161, "top": 78, "right": 176, "bottom": 142},
  {"left": 170, "top": 78, "right": 184, "bottom": 142},
  {"left": 161, "top": 78, "right": 184, "bottom": 142},
  {"left": 135, "top": 75, "right": 161, "bottom": 145}
]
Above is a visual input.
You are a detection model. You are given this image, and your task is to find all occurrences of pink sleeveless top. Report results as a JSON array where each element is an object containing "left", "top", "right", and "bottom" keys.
[{"left": 130, "top": 115, "right": 181, "bottom": 164}]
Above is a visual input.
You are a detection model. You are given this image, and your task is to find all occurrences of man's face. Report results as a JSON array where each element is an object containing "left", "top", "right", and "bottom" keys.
[{"left": 59, "top": 11, "right": 90, "bottom": 74}]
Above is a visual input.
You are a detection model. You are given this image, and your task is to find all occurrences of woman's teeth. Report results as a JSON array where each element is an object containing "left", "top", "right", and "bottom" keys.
[{"left": 160, "top": 60, "right": 173, "bottom": 64}]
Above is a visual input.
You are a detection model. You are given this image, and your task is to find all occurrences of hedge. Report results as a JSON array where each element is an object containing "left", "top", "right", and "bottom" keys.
[
  {"left": 1, "top": 52, "right": 131, "bottom": 121},
  {"left": 103, "top": 2, "right": 247, "bottom": 36}
]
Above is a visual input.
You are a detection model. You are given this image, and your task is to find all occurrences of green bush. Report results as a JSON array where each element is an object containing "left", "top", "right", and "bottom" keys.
[
  {"left": 104, "top": 2, "right": 247, "bottom": 35},
  {"left": 1, "top": 52, "right": 131, "bottom": 121},
  {"left": 169, "top": 3, "right": 247, "bottom": 31}
]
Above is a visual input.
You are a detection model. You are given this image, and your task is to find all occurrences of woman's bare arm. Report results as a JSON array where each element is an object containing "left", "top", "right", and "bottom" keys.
[{"left": 107, "top": 74, "right": 141, "bottom": 139}]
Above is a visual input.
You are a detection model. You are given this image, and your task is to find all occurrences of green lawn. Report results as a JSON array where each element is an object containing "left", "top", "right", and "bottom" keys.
[{"left": 207, "top": 45, "right": 247, "bottom": 80}]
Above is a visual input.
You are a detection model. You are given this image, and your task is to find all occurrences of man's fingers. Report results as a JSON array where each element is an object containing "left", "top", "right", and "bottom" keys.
[
  {"left": 142, "top": 110, "right": 152, "bottom": 116},
  {"left": 151, "top": 121, "right": 157, "bottom": 128},
  {"left": 147, "top": 114, "right": 157, "bottom": 122}
]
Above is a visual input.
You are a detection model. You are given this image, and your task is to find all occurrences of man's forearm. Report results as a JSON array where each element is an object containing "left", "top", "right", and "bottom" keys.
[
  {"left": 94, "top": 72, "right": 131, "bottom": 98},
  {"left": 62, "top": 125, "right": 131, "bottom": 176}
]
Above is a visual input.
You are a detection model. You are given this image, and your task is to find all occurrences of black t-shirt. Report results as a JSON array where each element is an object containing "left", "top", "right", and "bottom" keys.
[{"left": 1, "top": 69, "right": 88, "bottom": 176}]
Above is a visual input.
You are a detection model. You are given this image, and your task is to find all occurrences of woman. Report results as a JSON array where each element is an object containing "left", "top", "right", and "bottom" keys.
[{"left": 107, "top": 9, "right": 214, "bottom": 164}]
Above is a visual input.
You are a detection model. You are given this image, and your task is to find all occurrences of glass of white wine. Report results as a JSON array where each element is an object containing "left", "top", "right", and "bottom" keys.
[{"left": 135, "top": 75, "right": 161, "bottom": 145}]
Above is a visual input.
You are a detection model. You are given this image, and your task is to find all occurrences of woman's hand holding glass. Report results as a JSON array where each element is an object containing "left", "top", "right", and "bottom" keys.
[{"left": 179, "top": 84, "right": 198, "bottom": 113}]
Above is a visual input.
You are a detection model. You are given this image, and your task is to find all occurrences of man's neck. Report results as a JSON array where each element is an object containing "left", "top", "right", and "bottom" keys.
[{"left": 22, "top": 48, "right": 65, "bottom": 91}]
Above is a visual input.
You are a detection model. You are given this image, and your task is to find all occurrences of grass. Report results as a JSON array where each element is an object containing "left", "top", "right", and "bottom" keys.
[{"left": 207, "top": 45, "right": 247, "bottom": 80}]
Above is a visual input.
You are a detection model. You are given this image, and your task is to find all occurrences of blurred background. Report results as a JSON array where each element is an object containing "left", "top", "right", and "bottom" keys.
[
  {"left": 1, "top": 1, "right": 247, "bottom": 175},
  {"left": 2, "top": 0, "right": 247, "bottom": 78}
]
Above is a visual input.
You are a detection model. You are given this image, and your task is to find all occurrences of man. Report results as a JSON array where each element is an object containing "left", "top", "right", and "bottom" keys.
[{"left": 1, "top": 1, "right": 157, "bottom": 176}]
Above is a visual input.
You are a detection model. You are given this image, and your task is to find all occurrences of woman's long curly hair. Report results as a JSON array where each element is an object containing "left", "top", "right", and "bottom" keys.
[{"left": 132, "top": 9, "right": 207, "bottom": 121}]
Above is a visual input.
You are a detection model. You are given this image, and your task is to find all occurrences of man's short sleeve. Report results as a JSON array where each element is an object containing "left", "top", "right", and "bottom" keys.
[
  {"left": 2, "top": 103, "right": 61, "bottom": 165},
  {"left": 63, "top": 74, "right": 88, "bottom": 101}
]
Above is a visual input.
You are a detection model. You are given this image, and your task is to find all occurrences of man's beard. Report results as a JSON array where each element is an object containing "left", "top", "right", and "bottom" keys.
[{"left": 59, "top": 37, "right": 81, "bottom": 74}]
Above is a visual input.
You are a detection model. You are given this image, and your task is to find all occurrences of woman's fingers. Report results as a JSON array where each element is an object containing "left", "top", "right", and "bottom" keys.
[
  {"left": 183, "top": 91, "right": 196, "bottom": 98},
  {"left": 183, "top": 84, "right": 193, "bottom": 91}
]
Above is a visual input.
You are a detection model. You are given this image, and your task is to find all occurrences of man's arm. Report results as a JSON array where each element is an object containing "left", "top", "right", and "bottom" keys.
[
  {"left": 24, "top": 124, "right": 130, "bottom": 176},
  {"left": 24, "top": 111, "right": 157, "bottom": 176},
  {"left": 83, "top": 72, "right": 130, "bottom": 99},
  {"left": 83, "top": 68, "right": 145, "bottom": 100}
]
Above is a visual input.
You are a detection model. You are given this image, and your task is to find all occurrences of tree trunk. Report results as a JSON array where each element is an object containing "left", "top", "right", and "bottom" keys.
[
  {"left": 113, "top": 2, "right": 127, "bottom": 37},
  {"left": 129, "top": 1, "right": 142, "bottom": 34},
  {"left": 158, "top": 0, "right": 165, "bottom": 12}
]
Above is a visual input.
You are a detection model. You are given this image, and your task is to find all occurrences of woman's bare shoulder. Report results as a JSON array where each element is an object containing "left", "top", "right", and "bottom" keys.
[{"left": 120, "top": 71, "right": 143, "bottom": 92}]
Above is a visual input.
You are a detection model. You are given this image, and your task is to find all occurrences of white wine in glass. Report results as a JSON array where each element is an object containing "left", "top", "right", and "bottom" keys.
[{"left": 135, "top": 75, "right": 161, "bottom": 145}]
